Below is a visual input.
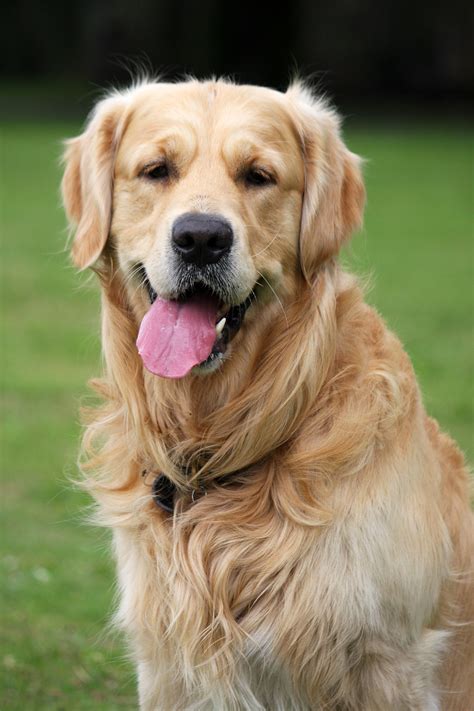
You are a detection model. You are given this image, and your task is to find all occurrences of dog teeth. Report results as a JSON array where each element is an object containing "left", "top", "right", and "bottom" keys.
[{"left": 215, "top": 317, "right": 226, "bottom": 337}]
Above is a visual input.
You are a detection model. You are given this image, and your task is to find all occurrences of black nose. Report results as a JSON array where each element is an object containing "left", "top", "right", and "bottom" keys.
[{"left": 172, "top": 213, "right": 233, "bottom": 267}]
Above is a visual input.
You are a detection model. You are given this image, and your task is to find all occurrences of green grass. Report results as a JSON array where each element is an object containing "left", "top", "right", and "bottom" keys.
[
  {"left": 1, "top": 124, "right": 136, "bottom": 710},
  {"left": 344, "top": 125, "right": 473, "bottom": 452},
  {"left": 1, "top": 120, "right": 472, "bottom": 709}
]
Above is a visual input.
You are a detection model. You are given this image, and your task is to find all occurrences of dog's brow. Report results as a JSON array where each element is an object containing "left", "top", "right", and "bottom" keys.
[
  {"left": 221, "top": 127, "right": 297, "bottom": 162},
  {"left": 221, "top": 139, "right": 289, "bottom": 179},
  {"left": 127, "top": 130, "right": 197, "bottom": 174}
]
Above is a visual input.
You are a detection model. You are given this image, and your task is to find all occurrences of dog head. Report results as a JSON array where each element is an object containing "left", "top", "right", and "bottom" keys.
[{"left": 62, "top": 79, "right": 364, "bottom": 379}]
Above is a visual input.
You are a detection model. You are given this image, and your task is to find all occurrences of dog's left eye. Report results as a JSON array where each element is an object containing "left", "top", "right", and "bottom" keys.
[{"left": 243, "top": 168, "right": 275, "bottom": 188}]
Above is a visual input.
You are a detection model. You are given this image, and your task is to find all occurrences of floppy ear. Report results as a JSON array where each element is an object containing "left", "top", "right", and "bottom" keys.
[
  {"left": 287, "top": 84, "right": 365, "bottom": 283},
  {"left": 61, "top": 95, "right": 128, "bottom": 270}
]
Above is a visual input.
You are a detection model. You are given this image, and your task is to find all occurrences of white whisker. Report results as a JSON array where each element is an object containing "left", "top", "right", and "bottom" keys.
[
  {"left": 251, "top": 229, "right": 282, "bottom": 259},
  {"left": 256, "top": 270, "right": 289, "bottom": 328}
]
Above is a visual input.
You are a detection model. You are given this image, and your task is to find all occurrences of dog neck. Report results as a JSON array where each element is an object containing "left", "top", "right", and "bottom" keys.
[
  {"left": 98, "top": 260, "right": 350, "bottom": 489},
  {"left": 144, "top": 460, "right": 263, "bottom": 514}
]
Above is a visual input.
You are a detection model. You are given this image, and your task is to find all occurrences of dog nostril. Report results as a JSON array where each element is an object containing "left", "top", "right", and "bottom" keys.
[
  {"left": 174, "top": 231, "right": 194, "bottom": 251},
  {"left": 208, "top": 235, "right": 227, "bottom": 251},
  {"left": 172, "top": 213, "right": 234, "bottom": 267}
]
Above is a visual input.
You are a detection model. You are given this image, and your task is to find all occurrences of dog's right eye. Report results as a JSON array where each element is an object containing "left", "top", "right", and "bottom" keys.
[{"left": 142, "top": 163, "right": 170, "bottom": 181}]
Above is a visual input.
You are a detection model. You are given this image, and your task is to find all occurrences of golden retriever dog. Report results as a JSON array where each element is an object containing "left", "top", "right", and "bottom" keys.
[{"left": 61, "top": 78, "right": 473, "bottom": 710}]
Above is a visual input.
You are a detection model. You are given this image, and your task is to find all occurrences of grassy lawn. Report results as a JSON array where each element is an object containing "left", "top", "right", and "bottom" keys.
[{"left": 1, "top": 118, "right": 472, "bottom": 709}]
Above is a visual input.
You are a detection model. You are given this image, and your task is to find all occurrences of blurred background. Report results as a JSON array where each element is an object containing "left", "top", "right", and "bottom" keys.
[
  {"left": 2, "top": 0, "right": 474, "bottom": 116},
  {"left": 1, "top": 1, "right": 473, "bottom": 708}
]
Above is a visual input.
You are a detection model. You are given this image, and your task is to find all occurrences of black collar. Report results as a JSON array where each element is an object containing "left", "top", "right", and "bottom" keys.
[
  {"left": 148, "top": 468, "right": 243, "bottom": 514},
  {"left": 151, "top": 474, "right": 177, "bottom": 513}
]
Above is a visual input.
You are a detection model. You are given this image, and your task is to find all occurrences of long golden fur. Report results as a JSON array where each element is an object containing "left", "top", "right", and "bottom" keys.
[{"left": 61, "top": 78, "right": 473, "bottom": 710}]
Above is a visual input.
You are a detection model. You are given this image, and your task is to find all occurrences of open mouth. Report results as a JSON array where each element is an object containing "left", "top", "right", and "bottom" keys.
[{"left": 135, "top": 265, "right": 253, "bottom": 378}]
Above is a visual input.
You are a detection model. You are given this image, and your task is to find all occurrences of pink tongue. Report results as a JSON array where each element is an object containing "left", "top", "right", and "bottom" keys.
[{"left": 136, "top": 293, "right": 219, "bottom": 378}]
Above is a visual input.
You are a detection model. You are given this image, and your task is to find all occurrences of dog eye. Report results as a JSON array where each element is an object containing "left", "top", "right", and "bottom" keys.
[
  {"left": 243, "top": 168, "right": 275, "bottom": 188},
  {"left": 143, "top": 163, "right": 170, "bottom": 181}
]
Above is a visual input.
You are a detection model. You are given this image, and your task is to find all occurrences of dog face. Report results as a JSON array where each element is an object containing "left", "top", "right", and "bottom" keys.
[
  {"left": 62, "top": 80, "right": 364, "bottom": 378},
  {"left": 113, "top": 82, "right": 305, "bottom": 306}
]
